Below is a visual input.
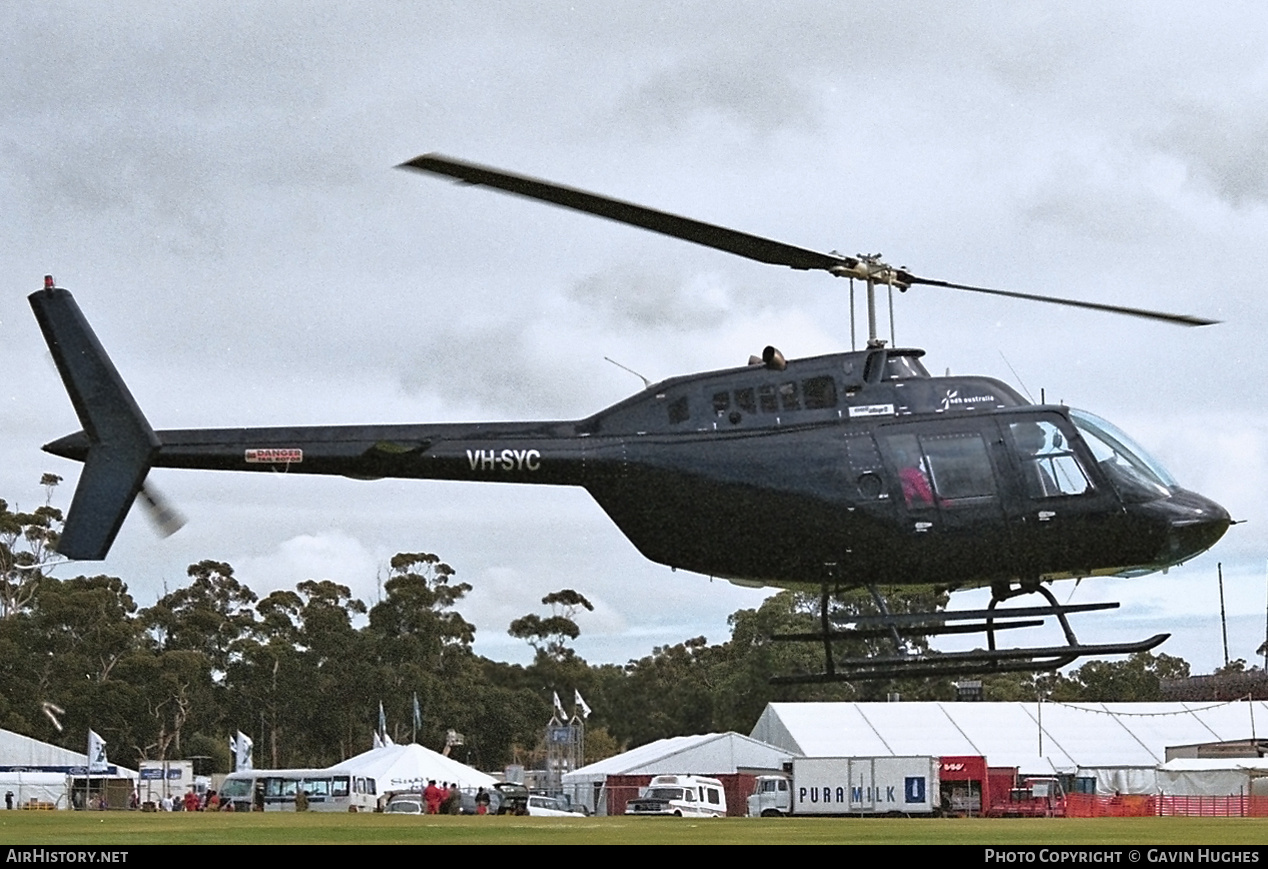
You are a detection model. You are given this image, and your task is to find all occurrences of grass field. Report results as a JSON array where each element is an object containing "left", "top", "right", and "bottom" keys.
[{"left": 0, "top": 813, "right": 1265, "bottom": 845}]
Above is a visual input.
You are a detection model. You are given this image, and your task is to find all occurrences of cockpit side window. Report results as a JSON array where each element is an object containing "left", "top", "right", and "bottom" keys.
[{"left": 1008, "top": 420, "right": 1091, "bottom": 498}]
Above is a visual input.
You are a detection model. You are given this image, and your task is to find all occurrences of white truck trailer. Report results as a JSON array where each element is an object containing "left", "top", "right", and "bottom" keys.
[{"left": 747, "top": 756, "right": 940, "bottom": 817}]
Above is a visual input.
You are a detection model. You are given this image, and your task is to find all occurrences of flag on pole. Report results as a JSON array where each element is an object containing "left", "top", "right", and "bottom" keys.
[
  {"left": 413, "top": 693, "right": 422, "bottom": 734},
  {"left": 378, "top": 701, "right": 387, "bottom": 738},
  {"left": 87, "top": 730, "right": 108, "bottom": 773},
  {"left": 552, "top": 691, "right": 567, "bottom": 720},
  {"left": 233, "top": 731, "right": 253, "bottom": 772},
  {"left": 574, "top": 689, "right": 592, "bottom": 720}
]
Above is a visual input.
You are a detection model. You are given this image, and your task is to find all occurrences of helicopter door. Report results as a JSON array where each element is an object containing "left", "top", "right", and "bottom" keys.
[
  {"left": 879, "top": 423, "right": 1011, "bottom": 577},
  {"left": 997, "top": 413, "right": 1121, "bottom": 578}
]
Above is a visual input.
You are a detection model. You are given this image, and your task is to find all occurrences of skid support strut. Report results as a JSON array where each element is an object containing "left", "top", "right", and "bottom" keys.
[{"left": 770, "top": 580, "right": 1169, "bottom": 684}]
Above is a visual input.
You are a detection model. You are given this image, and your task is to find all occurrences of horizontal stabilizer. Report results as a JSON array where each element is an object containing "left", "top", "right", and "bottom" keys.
[
  {"left": 60, "top": 450, "right": 154, "bottom": 560},
  {"left": 30, "top": 284, "right": 159, "bottom": 560}
]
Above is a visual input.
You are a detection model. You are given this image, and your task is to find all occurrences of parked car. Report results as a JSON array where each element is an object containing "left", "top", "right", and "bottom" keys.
[
  {"left": 383, "top": 788, "right": 502, "bottom": 816},
  {"left": 493, "top": 782, "right": 528, "bottom": 816},
  {"left": 384, "top": 794, "right": 424, "bottom": 814},
  {"left": 526, "top": 794, "right": 586, "bottom": 817}
]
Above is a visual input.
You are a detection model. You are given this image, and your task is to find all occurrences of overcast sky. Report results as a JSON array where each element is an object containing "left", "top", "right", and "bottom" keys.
[{"left": 4, "top": 2, "right": 1267, "bottom": 674}]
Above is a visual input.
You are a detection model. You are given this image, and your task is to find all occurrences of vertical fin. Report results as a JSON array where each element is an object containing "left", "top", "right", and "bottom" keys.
[{"left": 29, "top": 283, "right": 159, "bottom": 560}]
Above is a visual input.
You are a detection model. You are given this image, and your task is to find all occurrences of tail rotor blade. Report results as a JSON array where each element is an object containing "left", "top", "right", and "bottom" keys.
[{"left": 139, "top": 483, "right": 185, "bottom": 538}]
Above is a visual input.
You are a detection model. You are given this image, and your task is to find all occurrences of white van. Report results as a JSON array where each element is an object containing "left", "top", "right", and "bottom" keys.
[{"left": 624, "top": 775, "right": 726, "bottom": 817}]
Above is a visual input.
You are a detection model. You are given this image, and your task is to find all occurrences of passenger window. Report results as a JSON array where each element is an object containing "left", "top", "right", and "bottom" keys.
[
  {"left": 712, "top": 392, "right": 730, "bottom": 415},
  {"left": 885, "top": 432, "right": 997, "bottom": 505},
  {"left": 922, "top": 434, "right": 997, "bottom": 500},
  {"left": 758, "top": 385, "right": 778, "bottom": 413},
  {"left": 802, "top": 376, "right": 838, "bottom": 409},
  {"left": 668, "top": 396, "right": 690, "bottom": 424},
  {"left": 1009, "top": 421, "right": 1090, "bottom": 497},
  {"left": 734, "top": 388, "right": 756, "bottom": 414},
  {"left": 779, "top": 381, "right": 800, "bottom": 411},
  {"left": 887, "top": 433, "right": 935, "bottom": 508}
]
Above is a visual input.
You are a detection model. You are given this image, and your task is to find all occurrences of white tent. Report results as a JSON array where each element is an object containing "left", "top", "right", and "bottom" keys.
[
  {"left": 329, "top": 742, "right": 496, "bottom": 793},
  {"left": 0, "top": 772, "right": 71, "bottom": 809},
  {"left": 0, "top": 727, "right": 134, "bottom": 776},
  {"left": 1156, "top": 758, "right": 1268, "bottom": 797},
  {"left": 562, "top": 731, "right": 792, "bottom": 814},
  {"left": 751, "top": 701, "right": 1268, "bottom": 783}
]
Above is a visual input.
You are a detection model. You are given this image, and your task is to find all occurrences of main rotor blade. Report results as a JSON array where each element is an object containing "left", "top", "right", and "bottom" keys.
[
  {"left": 402, "top": 153, "right": 1217, "bottom": 328},
  {"left": 901, "top": 273, "right": 1218, "bottom": 327},
  {"left": 399, "top": 153, "right": 854, "bottom": 273}
]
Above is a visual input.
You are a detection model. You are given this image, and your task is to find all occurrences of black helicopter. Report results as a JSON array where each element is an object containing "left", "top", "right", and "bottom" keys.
[{"left": 30, "top": 154, "right": 1230, "bottom": 681}]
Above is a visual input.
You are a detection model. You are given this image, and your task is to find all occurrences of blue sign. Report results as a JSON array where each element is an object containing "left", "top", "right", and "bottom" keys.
[{"left": 904, "top": 776, "right": 926, "bottom": 804}]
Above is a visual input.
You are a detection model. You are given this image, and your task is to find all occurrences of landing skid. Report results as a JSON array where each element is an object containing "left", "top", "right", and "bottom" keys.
[{"left": 770, "top": 582, "right": 1169, "bottom": 684}]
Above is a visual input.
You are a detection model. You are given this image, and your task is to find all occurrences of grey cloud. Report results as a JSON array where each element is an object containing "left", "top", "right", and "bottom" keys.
[
  {"left": 567, "top": 264, "right": 735, "bottom": 331},
  {"left": 618, "top": 62, "right": 816, "bottom": 136},
  {"left": 1149, "top": 101, "right": 1268, "bottom": 207},
  {"left": 396, "top": 320, "right": 601, "bottom": 418}
]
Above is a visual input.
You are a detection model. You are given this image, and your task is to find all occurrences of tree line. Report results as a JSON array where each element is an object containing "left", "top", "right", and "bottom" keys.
[{"left": 0, "top": 478, "right": 1226, "bottom": 774}]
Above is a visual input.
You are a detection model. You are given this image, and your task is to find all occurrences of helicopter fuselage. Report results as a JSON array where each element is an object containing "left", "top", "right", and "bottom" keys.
[{"left": 40, "top": 322, "right": 1231, "bottom": 590}]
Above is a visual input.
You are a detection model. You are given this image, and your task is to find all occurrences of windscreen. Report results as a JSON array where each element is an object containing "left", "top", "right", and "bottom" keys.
[
  {"left": 646, "top": 787, "right": 684, "bottom": 800},
  {"left": 1069, "top": 409, "right": 1176, "bottom": 502}
]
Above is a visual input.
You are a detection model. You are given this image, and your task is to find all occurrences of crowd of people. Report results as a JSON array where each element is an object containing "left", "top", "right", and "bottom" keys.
[
  {"left": 146, "top": 788, "right": 230, "bottom": 812},
  {"left": 421, "top": 780, "right": 490, "bottom": 814},
  {"left": 118, "top": 781, "right": 503, "bottom": 815}
]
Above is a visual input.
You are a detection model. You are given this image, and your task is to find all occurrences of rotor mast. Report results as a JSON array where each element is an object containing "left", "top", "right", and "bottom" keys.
[{"left": 828, "top": 253, "right": 907, "bottom": 348}]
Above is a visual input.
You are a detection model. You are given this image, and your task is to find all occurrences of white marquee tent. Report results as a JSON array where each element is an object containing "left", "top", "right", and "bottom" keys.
[
  {"left": 0, "top": 772, "right": 74, "bottom": 809},
  {"left": 562, "top": 731, "right": 792, "bottom": 814},
  {"left": 329, "top": 742, "right": 497, "bottom": 793},
  {"left": 750, "top": 701, "right": 1268, "bottom": 793},
  {"left": 0, "top": 727, "right": 133, "bottom": 776},
  {"left": 1156, "top": 758, "right": 1268, "bottom": 797},
  {"left": 0, "top": 727, "right": 137, "bottom": 810}
]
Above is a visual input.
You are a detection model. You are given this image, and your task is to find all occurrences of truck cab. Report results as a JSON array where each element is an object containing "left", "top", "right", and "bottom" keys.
[{"left": 747, "top": 775, "right": 792, "bottom": 817}]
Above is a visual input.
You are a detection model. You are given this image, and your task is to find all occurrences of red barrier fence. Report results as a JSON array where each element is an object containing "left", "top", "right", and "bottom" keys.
[{"left": 1064, "top": 793, "right": 1268, "bottom": 818}]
